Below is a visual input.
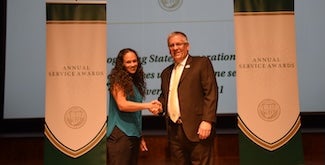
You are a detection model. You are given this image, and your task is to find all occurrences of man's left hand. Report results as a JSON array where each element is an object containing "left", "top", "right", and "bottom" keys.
[{"left": 197, "top": 121, "right": 212, "bottom": 140}]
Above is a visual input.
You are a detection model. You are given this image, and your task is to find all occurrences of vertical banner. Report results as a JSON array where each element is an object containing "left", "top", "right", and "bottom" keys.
[
  {"left": 234, "top": 0, "right": 304, "bottom": 164},
  {"left": 44, "top": 1, "right": 107, "bottom": 164}
]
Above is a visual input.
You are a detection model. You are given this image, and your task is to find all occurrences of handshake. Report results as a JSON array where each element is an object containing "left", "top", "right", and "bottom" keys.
[{"left": 148, "top": 100, "right": 163, "bottom": 115}]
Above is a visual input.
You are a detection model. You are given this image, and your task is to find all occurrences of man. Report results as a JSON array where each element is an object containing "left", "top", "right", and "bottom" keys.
[{"left": 158, "top": 31, "right": 218, "bottom": 165}]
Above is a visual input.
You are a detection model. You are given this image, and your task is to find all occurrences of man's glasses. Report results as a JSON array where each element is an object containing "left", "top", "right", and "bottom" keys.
[{"left": 168, "top": 42, "right": 188, "bottom": 48}]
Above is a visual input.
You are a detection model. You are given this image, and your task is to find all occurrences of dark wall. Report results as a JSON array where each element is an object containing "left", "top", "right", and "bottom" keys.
[
  {"left": 1, "top": 113, "right": 325, "bottom": 136},
  {"left": 0, "top": 1, "right": 7, "bottom": 123}
]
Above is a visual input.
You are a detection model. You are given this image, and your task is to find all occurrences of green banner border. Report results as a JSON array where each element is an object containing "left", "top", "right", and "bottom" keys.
[
  {"left": 234, "top": 0, "right": 294, "bottom": 12},
  {"left": 46, "top": 4, "right": 106, "bottom": 21},
  {"left": 239, "top": 129, "right": 304, "bottom": 165},
  {"left": 44, "top": 136, "right": 107, "bottom": 165}
]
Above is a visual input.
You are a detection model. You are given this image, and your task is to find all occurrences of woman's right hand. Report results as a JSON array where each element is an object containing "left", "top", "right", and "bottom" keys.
[{"left": 148, "top": 100, "right": 162, "bottom": 115}]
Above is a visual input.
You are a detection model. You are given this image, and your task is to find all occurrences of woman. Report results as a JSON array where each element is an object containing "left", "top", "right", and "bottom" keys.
[{"left": 107, "top": 48, "right": 161, "bottom": 165}]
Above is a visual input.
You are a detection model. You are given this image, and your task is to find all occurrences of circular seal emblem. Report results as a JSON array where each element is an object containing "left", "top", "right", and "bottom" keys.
[
  {"left": 257, "top": 99, "right": 281, "bottom": 122},
  {"left": 64, "top": 106, "right": 87, "bottom": 129},
  {"left": 158, "top": 0, "right": 183, "bottom": 12}
]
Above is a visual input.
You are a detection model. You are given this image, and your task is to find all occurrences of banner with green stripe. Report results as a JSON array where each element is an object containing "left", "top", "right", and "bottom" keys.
[
  {"left": 234, "top": 0, "right": 304, "bottom": 164},
  {"left": 44, "top": 1, "right": 107, "bottom": 164}
]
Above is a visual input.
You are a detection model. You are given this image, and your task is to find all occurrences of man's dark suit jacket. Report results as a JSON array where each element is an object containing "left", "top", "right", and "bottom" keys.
[{"left": 158, "top": 55, "right": 218, "bottom": 142}]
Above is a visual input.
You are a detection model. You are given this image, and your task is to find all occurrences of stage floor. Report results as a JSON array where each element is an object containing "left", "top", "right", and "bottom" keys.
[{"left": 0, "top": 132, "right": 324, "bottom": 165}]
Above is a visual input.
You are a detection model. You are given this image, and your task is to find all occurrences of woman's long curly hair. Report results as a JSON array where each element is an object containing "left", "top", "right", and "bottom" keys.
[{"left": 108, "top": 48, "right": 146, "bottom": 98}]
